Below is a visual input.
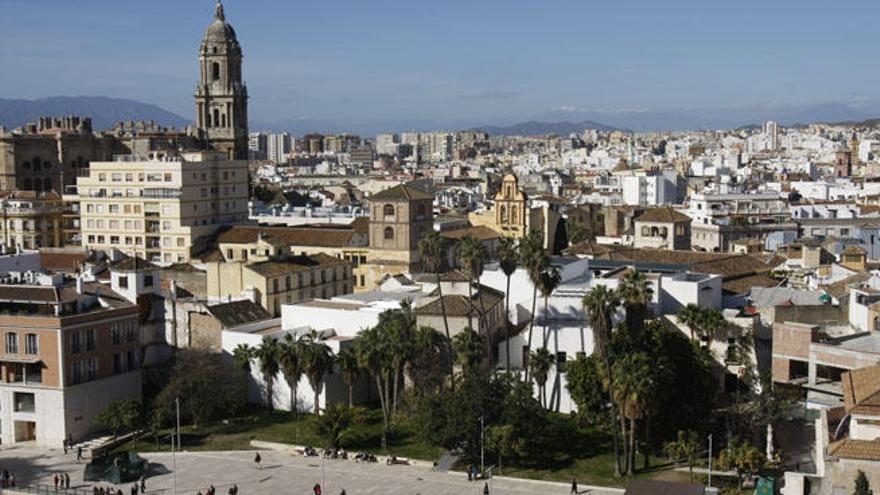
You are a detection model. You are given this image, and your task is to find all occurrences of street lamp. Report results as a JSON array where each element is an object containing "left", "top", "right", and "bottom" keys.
[
  {"left": 480, "top": 415, "right": 485, "bottom": 474},
  {"left": 707, "top": 434, "right": 713, "bottom": 489}
]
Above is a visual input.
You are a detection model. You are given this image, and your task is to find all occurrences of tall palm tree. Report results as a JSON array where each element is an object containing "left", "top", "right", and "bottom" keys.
[
  {"left": 677, "top": 304, "right": 703, "bottom": 342},
  {"left": 300, "top": 331, "right": 334, "bottom": 415},
  {"left": 618, "top": 269, "right": 654, "bottom": 339},
  {"left": 452, "top": 327, "right": 485, "bottom": 375},
  {"left": 232, "top": 343, "right": 254, "bottom": 373},
  {"left": 279, "top": 334, "right": 305, "bottom": 413},
  {"left": 379, "top": 300, "right": 416, "bottom": 417},
  {"left": 496, "top": 237, "right": 519, "bottom": 370},
  {"left": 407, "top": 325, "right": 452, "bottom": 394},
  {"left": 419, "top": 231, "right": 454, "bottom": 390},
  {"left": 610, "top": 352, "right": 656, "bottom": 475},
  {"left": 699, "top": 308, "right": 726, "bottom": 349},
  {"left": 582, "top": 284, "right": 623, "bottom": 477},
  {"left": 254, "top": 338, "right": 281, "bottom": 410},
  {"left": 354, "top": 327, "right": 392, "bottom": 441},
  {"left": 459, "top": 235, "right": 487, "bottom": 332},
  {"left": 537, "top": 265, "right": 562, "bottom": 347},
  {"left": 529, "top": 347, "right": 554, "bottom": 409},
  {"left": 520, "top": 229, "right": 548, "bottom": 382},
  {"left": 336, "top": 346, "right": 361, "bottom": 407}
]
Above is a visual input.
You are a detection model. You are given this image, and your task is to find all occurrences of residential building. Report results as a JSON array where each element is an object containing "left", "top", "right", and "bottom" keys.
[
  {"left": 632, "top": 206, "right": 691, "bottom": 250},
  {"left": 77, "top": 150, "right": 249, "bottom": 264},
  {"left": 0, "top": 271, "right": 145, "bottom": 445},
  {"left": 266, "top": 133, "right": 292, "bottom": 164},
  {"left": 0, "top": 191, "right": 64, "bottom": 250}
]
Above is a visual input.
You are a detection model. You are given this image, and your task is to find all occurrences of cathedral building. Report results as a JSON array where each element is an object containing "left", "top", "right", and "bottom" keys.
[{"left": 194, "top": 1, "right": 249, "bottom": 160}]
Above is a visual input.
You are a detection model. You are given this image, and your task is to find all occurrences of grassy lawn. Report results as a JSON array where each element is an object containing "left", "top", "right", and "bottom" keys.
[{"left": 122, "top": 407, "right": 443, "bottom": 462}]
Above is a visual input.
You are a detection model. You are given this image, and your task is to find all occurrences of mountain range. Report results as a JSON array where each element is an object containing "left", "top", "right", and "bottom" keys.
[{"left": 4, "top": 96, "right": 880, "bottom": 136}]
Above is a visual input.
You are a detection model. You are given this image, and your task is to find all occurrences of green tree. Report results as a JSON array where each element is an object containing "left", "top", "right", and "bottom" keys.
[
  {"left": 617, "top": 270, "right": 653, "bottom": 339},
  {"left": 300, "top": 331, "right": 334, "bottom": 415},
  {"left": 232, "top": 343, "right": 254, "bottom": 372},
  {"left": 486, "top": 424, "right": 521, "bottom": 475},
  {"left": 407, "top": 325, "right": 452, "bottom": 395},
  {"left": 254, "top": 338, "right": 281, "bottom": 410},
  {"left": 664, "top": 430, "right": 701, "bottom": 482},
  {"left": 854, "top": 470, "right": 874, "bottom": 495},
  {"left": 520, "top": 229, "right": 548, "bottom": 382},
  {"left": 715, "top": 439, "right": 766, "bottom": 489},
  {"left": 496, "top": 237, "right": 519, "bottom": 370},
  {"left": 698, "top": 308, "right": 726, "bottom": 349},
  {"left": 453, "top": 328, "right": 486, "bottom": 375},
  {"left": 419, "top": 231, "right": 454, "bottom": 389},
  {"left": 155, "top": 350, "right": 246, "bottom": 427},
  {"left": 567, "top": 220, "right": 588, "bottom": 245},
  {"left": 459, "top": 235, "right": 488, "bottom": 333},
  {"left": 94, "top": 399, "right": 143, "bottom": 437},
  {"left": 336, "top": 345, "right": 361, "bottom": 407},
  {"left": 528, "top": 347, "right": 554, "bottom": 408},
  {"left": 609, "top": 352, "right": 657, "bottom": 475},
  {"left": 279, "top": 334, "right": 305, "bottom": 413},
  {"left": 582, "top": 284, "right": 623, "bottom": 477},
  {"left": 315, "top": 404, "right": 366, "bottom": 449},
  {"left": 565, "top": 353, "right": 605, "bottom": 425},
  {"left": 677, "top": 304, "right": 703, "bottom": 342},
  {"left": 536, "top": 265, "right": 562, "bottom": 348},
  {"left": 354, "top": 326, "right": 392, "bottom": 442}
]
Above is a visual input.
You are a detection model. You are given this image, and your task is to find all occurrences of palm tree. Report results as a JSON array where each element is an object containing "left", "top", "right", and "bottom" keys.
[
  {"left": 529, "top": 347, "right": 554, "bottom": 408},
  {"left": 379, "top": 300, "right": 416, "bottom": 417},
  {"left": 610, "top": 352, "right": 656, "bottom": 475},
  {"left": 496, "top": 237, "right": 519, "bottom": 370},
  {"left": 677, "top": 304, "right": 703, "bottom": 342},
  {"left": 300, "top": 331, "right": 334, "bottom": 415},
  {"left": 537, "top": 265, "right": 562, "bottom": 347},
  {"left": 459, "top": 235, "right": 487, "bottom": 332},
  {"left": 279, "top": 334, "right": 305, "bottom": 413},
  {"left": 520, "top": 229, "right": 548, "bottom": 382},
  {"left": 582, "top": 284, "right": 623, "bottom": 477},
  {"left": 419, "top": 231, "right": 454, "bottom": 390},
  {"left": 452, "top": 328, "right": 485, "bottom": 375},
  {"left": 407, "top": 325, "right": 451, "bottom": 394},
  {"left": 336, "top": 346, "right": 361, "bottom": 407},
  {"left": 618, "top": 269, "right": 653, "bottom": 339},
  {"left": 354, "top": 327, "right": 392, "bottom": 444},
  {"left": 232, "top": 343, "right": 254, "bottom": 373},
  {"left": 699, "top": 308, "right": 726, "bottom": 349},
  {"left": 254, "top": 338, "right": 281, "bottom": 410},
  {"left": 664, "top": 430, "right": 701, "bottom": 482}
]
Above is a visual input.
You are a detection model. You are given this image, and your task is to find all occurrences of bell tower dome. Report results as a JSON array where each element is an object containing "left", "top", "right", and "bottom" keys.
[{"left": 195, "top": 1, "right": 249, "bottom": 159}]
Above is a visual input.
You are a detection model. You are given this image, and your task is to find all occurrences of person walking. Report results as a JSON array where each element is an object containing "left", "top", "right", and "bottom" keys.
[
  {"left": 64, "top": 473, "right": 71, "bottom": 489},
  {"left": 254, "top": 452, "right": 262, "bottom": 470},
  {"left": 139, "top": 475, "right": 146, "bottom": 494},
  {"left": 483, "top": 482, "right": 490, "bottom": 495},
  {"left": 54, "top": 474, "right": 59, "bottom": 490},
  {"left": 570, "top": 478, "right": 578, "bottom": 494},
  {"left": 313, "top": 483, "right": 322, "bottom": 495},
  {"left": 130, "top": 484, "right": 138, "bottom": 495},
  {"left": 77, "top": 447, "right": 83, "bottom": 462},
  {"left": 231, "top": 484, "right": 238, "bottom": 495},
  {"left": 63, "top": 439, "right": 68, "bottom": 455}
]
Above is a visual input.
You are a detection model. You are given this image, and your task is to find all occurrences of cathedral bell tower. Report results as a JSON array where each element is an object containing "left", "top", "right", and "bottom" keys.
[{"left": 195, "top": 1, "right": 248, "bottom": 160}]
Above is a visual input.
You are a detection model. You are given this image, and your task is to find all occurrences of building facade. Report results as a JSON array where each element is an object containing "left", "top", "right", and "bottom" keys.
[{"left": 77, "top": 151, "right": 249, "bottom": 264}]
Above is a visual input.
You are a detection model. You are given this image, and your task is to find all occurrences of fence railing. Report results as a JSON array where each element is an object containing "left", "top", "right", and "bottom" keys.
[{"left": 1, "top": 484, "right": 94, "bottom": 495}]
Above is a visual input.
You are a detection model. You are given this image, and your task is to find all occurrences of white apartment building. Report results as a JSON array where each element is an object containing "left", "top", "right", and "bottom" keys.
[
  {"left": 77, "top": 151, "right": 249, "bottom": 264},
  {"left": 687, "top": 192, "right": 788, "bottom": 225},
  {"left": 375, "top": 133, "right": 399, "bottom": 155},
  {"left": 622, "top": 171, "right": 677, "bottom": 206},
  {"left": 267, "top": 133, "right": 293, "bottom": 164}
]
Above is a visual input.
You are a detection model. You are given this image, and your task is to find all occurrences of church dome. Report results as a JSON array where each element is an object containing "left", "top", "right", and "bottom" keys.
[{"left": 203, "top": 1, "right": 238, "bottom": 46}]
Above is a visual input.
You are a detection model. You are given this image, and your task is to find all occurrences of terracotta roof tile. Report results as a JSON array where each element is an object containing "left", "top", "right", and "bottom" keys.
[
  {"left": 842, "top": 365, "right": 880, "bottom": 416},
  {"left": 368, "top": 184, "right": 434, "bottom": 202},
  {"left": 828, "top": 438, "right": 880, "bottom": 461},
  {"left": 634, "top": 206, "right": 691, "bottom": 223}
]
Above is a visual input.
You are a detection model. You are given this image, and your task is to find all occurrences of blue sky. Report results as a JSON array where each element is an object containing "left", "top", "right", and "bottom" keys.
[{"left": 2, "top": 0, "right": 878, "bottom": 126}]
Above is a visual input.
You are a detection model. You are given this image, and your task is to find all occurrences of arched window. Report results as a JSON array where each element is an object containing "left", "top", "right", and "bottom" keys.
[
  {"left": 23, "top": 178, "right": 32, "bottom": 190},
  {"left": 511, "top": 207, "right": 518, "bottom": 224},
  {"left": 213, "top": 109, "right": 220, "bottom": 129},
  {"left": 500, "top": 204, "right": 508, "bottom": 222},
  {"left": 212, "top": 62, "right": 220, "bottom": 81},
  {"left": 641, "top": 226, "right": 650, "bottom": 236},
  {"left": 221, "top": 113, "right": 227, "bottom": 127},
  {"left": 22, "top": 161, "right": 30, "bottom": 170},
  {"left": 383, "top": 204, "right": 395, "bottom": 217},
  {"left": 650, "top": 227, "right": 659, "bottom": 237},
  {"left": 660, "top": 227, "right": 668, "bottom": 238},
  {"left": 43, "top": 178, "right": 52, "bottom": 191},
  {"left": 383, "top": 227, "right": 394, "bottom": 240},
  {"left": 33, "top": 157, "right": 41, "bottom": 171}
]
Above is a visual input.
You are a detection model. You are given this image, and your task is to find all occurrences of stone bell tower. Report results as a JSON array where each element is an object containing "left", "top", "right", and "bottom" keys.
[{"left": 195, "top": 1, "right": 249, "bottom": 160}]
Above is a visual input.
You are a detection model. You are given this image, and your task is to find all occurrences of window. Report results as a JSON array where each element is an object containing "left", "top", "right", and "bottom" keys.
[
  {"left": 212, "top": 62, "right": 220, "bottom": 81},
  {"left": 85, "top": 330, "right": 96, "bottom": 351},
  {"left": 5, "top": 333, "right": 18, "bottom": 354},
  {"left": 86, "top": 358, "right": 97, "bottom": 381},
  {"left": 126, "top": 323, "right": 137, "bottom": 343},
  {"left": 113, "top": 353, "right": 123, "bottom": 374},
  {"left": 13, "top": 392, "right": 35, "bottom": 413},
  {"left": 71, "top": 332, "right": 82, "bottom": 354},
  {"left": 25, "top": 334, "right": 38, "bottom": 355},
  {"left": 383, "top": 204, "right": 395, "bottom": 217},
  {"left": 384, "top": 227, "right": 394, "bottom": 240},
  {"left": 144, "top": 275, "right": 154, "bottom": 287},
  {"left": 111, "top": 324, "right": 122, "bottom": 345}
]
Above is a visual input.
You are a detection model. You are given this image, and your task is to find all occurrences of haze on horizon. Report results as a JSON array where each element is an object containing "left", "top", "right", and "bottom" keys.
[{"left": 2, "top": 0, "right": 878, "bottom": 128}]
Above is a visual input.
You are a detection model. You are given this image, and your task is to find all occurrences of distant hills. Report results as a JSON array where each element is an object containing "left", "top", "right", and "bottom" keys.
[
  {"left": 0, "top": 96, "right": 190, "bottom": 131},
  {"left": 4, "top": 96, "right": 880, "bottom": 136},
  {"left": 469, "top": 120, "right": 621, "bottom": 136}
]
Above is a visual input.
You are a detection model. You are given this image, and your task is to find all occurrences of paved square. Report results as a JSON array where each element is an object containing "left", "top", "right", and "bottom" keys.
[{"left": 0, "top": 446, "right": 623, "bottom": 495}]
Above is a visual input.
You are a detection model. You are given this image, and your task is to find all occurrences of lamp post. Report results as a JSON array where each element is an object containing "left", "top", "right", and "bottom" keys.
[
  {"left": 707, "top": 434, "right": 713, "bottom": 489},
  {"left": 480, "top": 415, "right": 485, "bottom": 474}
]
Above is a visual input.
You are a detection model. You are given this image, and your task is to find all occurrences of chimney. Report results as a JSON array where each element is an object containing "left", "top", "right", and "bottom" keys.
[
  {"left": 170, "top": 279, "right": 178, "bottom": 300},
  {"left": 76, "top": 275, "right": 84, "bottom": 294}
]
